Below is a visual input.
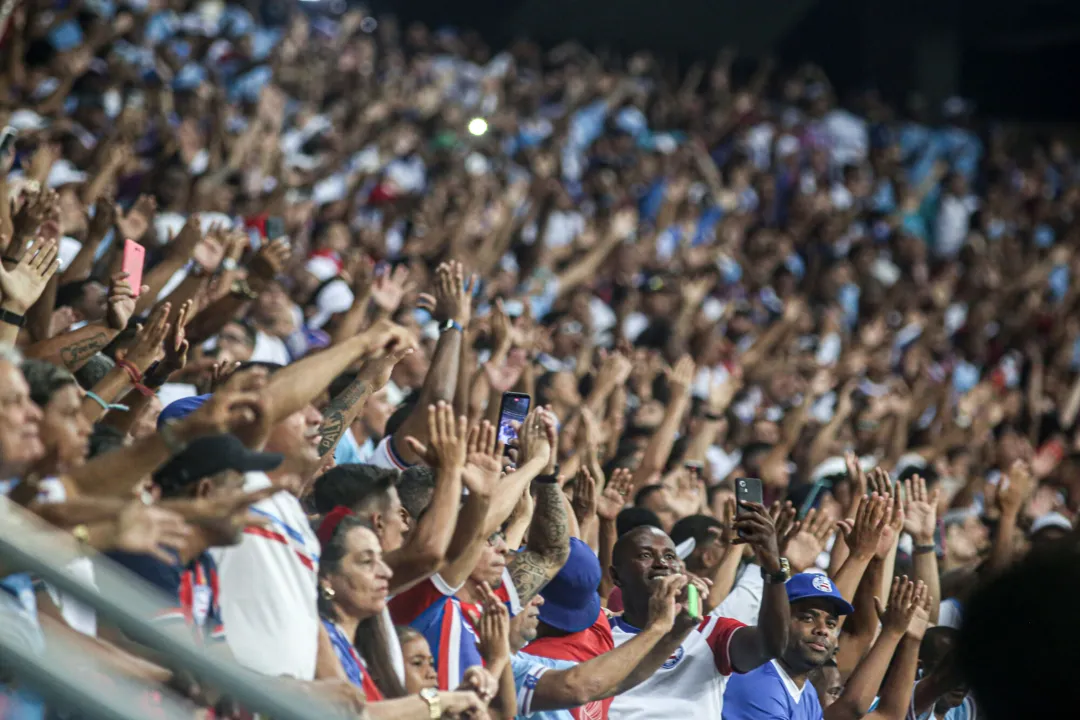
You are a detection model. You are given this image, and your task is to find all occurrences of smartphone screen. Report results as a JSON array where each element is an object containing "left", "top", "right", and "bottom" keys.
[
  {"left": 121, "top": 240, "right": 146, "bottom": 297},
  {"left": 266, "top": 216, "right": 285, "bottom": 241},
  {"left": 497, "top": 392, "right": 531, "bottom": 445}
]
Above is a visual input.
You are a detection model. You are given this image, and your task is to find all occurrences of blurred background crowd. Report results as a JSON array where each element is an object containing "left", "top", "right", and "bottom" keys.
[{"left": 0, "top": 0, "right": 1078, "bottom": 718}]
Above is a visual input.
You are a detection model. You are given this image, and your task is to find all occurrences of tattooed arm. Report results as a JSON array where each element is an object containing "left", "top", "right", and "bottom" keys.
[
  {"left": 25, "top": 323, "right": 119, "bottom": 372},
  {"left": 507, "top": 478, "right": 571, "bottom": 605},
  {"left": 317, "top": 375, "right": 372, "bottom": 458}
]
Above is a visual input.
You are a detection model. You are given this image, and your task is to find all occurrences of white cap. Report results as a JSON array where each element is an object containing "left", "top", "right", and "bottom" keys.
[
  {"left": 675, "top": 537, "right": 696, "bottom": 561},
  {"left": 47, "top": 160, "right": 88, "bottom": 188},
  {"left": 307, "top": 278, "right": 354, "bottom": 330},
  {"left": 1030, "top": 512, "right": 1072, "bottom": 537}
]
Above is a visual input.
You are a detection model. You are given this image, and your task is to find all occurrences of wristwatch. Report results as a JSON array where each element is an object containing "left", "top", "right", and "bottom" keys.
[
  {"left": 761, "top": 557, "right": 791, "bottom": 584},
  {"left": 419, "top": 687, "right": 440, "bottom": 720},
  {"left": 441, "top": 319, "right": 463, "bottom": 333}
]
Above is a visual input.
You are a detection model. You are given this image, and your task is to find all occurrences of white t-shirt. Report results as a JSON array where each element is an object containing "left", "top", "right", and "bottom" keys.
[
  {"left": 211, "top": 472, "right": 321, "bottom": 679},
  {"left": 607, "top": 612, "right": 745, "bottom": 720},
  {"left": 934, "top": 194, "right": 978, "bottom": 258}
]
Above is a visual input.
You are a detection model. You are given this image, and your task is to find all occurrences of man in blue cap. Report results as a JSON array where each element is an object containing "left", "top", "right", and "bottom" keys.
[
  {"left": 523, "top": 537, "right": 614, "bottom": 720},
  {"left": 722, "top": 572, "right": 855, "bottom": 720}
]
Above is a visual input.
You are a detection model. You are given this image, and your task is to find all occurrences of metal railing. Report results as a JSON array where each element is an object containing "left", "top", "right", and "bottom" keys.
[{"left": 0, "top": 499, "right": 347, "bottom": 720}]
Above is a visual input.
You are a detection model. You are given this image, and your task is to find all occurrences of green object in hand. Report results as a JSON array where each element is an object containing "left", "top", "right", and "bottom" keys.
[{"left": 686, "top": 583, "right": 701, "bottom": 619}]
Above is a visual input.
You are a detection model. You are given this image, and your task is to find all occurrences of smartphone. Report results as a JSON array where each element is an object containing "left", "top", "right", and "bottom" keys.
[
  {"left": 686, "top": 583, "right": 701, "bottom": 620},
  {"left": 735, "top": 477, "right": 763, "bottom": 511},
  {"left": 497, "top": 392, "right": 531, "bottom": 445},
  {"left": 0, "top": 127, "right": 16, "bottom": 165},
  {"left": 266, "top": 216, "right": 285, "bottom": 241},
  {"left": 121, "top": 239, "right": 146, "bottom": 297}
]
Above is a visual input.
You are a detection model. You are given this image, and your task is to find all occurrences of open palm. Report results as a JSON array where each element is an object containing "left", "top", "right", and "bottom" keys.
[{"left": 0, "top": 237, "right": 59, "bottom": 312}]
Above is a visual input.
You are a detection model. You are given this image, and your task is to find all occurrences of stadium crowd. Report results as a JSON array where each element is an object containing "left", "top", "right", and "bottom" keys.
[{"left": 0, "top": 0, "right": 1077, "bottom": 718}]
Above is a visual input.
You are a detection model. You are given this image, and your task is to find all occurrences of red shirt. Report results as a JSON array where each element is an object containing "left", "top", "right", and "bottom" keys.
[{"left": 524, "top": 610, "right": 615, "bottom": 720}]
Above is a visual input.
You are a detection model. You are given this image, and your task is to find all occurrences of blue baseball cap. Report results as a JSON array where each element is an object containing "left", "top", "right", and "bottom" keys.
[
  {"left": 537, "top": 538, "right": 602, "bottom": 633},
  {"left": 786, "top": 572, "right": 855, "bottom": 616},
  {"left": 157, "top": 394, "right": 211, "bottom": 429}
]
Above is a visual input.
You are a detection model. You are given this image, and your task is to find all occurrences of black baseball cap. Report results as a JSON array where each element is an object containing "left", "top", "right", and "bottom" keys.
[{"left": 154, "top": 434, "right": 284, "bottom": 494}]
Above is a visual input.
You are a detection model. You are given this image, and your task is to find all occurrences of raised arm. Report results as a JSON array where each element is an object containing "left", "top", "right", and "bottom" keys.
[
  {"left": 506, "top": 477, "right": 569, "bottom": 605},
  {"left": 317, "top": 345, "right": 413, "bottom": 458},
  {"left": 826, "top": 578, "right": 928, "bottom": 720},
  {"left": 529, "top": 575, "right": 685, "bottom": 711},
  {"left": 902, "top": 475, "right": 941, "bottom": 623},
  {"left": 726, "top": 502, "right": 789, "bottom": 673},
  {"left": 266, "top": 319, "right": 413, "bottom": 424},
  {"left": 386, "top": 403, "right": 467, "bottom": 593},
  {"left": 867, "top": 589, "right": 933, "bottom": 720},
  {"left": 631, "top": 356, "right": 695, "bottom": 491},
  {"left": 389, "top": 261, "right": 473, "bottom": 466}
]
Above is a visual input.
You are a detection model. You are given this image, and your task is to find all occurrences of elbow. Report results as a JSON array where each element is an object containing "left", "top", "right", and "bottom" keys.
[
  {"left": 565, "top": 675, "right": 604, "bottom": 707},
  {"left": 411, "top": 537, "right": 448, "bottom": 574}
]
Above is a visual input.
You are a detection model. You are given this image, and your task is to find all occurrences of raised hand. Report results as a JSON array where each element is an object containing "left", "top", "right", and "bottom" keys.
[
  {"left": 186, "top": 366, "right": 271, "bottom": 438},
  {"left": 664, "top": 355, "right": 696, "bottom": 399},
  {"left": 433, "top": 260, "right": 476, "bottom": 328},
  {"left": 117, "top": 302, "right": 172, "bottom": 373},
  {"left": 370, "top": 264, "right": 415, "bottom": 315},
  {"left": 248, "top": 238, "right": 290, "bottom": 286},
  {"left": 770, "top": 500, "right": 798, "bottom": 547},
  {"left": 483, "top": 354, "right": 527, "bottom": 393},
  {"left": 458, "top": 420, "right": 504, "bottom": 498},
  {"left": 783, "top": 508, "right": 833, "bottom": 573},
  {"left": 843, "top": 451, "right": 867, "bottom": 514},
  {"left": 733, "top": 501, "right": 783, "bottom": 574},
  {"left": 404, "top": 402, "right": 468, "bottom": 471},
  {"left": 876, "top": 575, "right": 922, "bottom": 634},
  {"left": 165, "top": 485, "right": 278, "bottom": 546},
  {"left": 158, "top": 299, "right": 193, "bottom": 376},
  {"left": 903, "top": 474, "right": 939, "bottom": 545},
  {"left": 470, "top": 581, "right": 511, "bottom": 678},
  {"left": 115, "top": 194, "right": 157, "bottom": 243},
  {"left": 0, "top": 236, "right": 60, "bottom": 313},
  {"left": 837, "top": 492, "right": 889, "bottom": 560},
  {"left": 597, "top": 467, "right": 632, "bottom": 521},
  {"left": 87, "top": 198, "right": 117, "bottom": 242},
  {"left": 518, "top": 408, "right": 553, "bottom": 469},
  {"left": 356, "top": 343, "right": 415, "bottom": 391},
  {"left": 11, "top": 188, "right": 58, "bottom": 248},
  {"left": 106, "top": 271, "right": 144, "bottom": 330},
  {"left": 998, "top": 459, "right": 1034, "bottom": 518},
  {"left": 571, "top": 467, "right": 599, "bottom": 526}
]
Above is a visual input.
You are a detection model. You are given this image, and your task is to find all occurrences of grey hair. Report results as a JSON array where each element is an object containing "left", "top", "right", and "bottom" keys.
[{"left": 0, "top": 344, "right": 24, "bottom": 366}]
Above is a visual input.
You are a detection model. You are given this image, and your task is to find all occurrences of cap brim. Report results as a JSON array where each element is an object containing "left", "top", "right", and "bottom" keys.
[
  {"left": 675, "top": 537, "right": 696, "bottom": 561},
  {"left": 239, "top": 450, "right": 285, "bottom": 473},
  {"left": 789, "top": 591, "right": 855, "bottom": 616}
]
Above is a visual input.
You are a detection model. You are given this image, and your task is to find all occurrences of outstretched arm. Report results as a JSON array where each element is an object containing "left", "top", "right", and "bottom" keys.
[
  {"left": 388, "top": 261, "right": 473, "bottom": 465},
  {"left": 507, "top": 477, "right": 570, "bottom": 606}
]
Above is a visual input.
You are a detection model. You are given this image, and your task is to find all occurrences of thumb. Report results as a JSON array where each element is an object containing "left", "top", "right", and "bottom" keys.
[
  {"left": 403, "top": 436, "right": 428, "bottom": 457},
  {"left": 874, "top": 596, "right": 885, "bottom": 620}
]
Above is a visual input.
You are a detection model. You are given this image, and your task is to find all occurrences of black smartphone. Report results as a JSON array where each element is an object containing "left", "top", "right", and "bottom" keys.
[
  {"left": 497, "top": 392, "right": 531, "bottom": 446},
  {"left": 266, "top": 216, "right": 285, "bottom": 241},
  {"left": 735, "top": 477, "right": 763, "bottom": 510}
]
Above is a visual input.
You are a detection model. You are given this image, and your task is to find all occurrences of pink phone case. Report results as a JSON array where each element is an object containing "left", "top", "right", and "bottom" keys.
[{"left": 121, "top": 239, "right": 145, "bottom": 297}]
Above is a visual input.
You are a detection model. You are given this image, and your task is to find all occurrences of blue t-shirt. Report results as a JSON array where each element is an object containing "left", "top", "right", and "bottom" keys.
[
  {"left": 511, "top": 652, "right": 575, "bottom": 720},
  {"left": 723, "top": 660, "right": 823, "bottom": 720}
]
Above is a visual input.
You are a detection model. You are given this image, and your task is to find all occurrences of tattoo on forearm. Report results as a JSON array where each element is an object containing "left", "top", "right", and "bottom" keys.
[
  {"left": 59, "top": 332, "right": 110, "bottom": 370},
  {"left": 509, "top": 481, "right": 570, "bottom": 604},
  {"left": 317, "top": 380, "right": 368, "bottom": 457}
]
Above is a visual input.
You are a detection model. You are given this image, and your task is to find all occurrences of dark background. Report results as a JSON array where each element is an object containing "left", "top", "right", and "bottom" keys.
[{"left": 375, "top": 0, "right": 1080, "bottom": 122}]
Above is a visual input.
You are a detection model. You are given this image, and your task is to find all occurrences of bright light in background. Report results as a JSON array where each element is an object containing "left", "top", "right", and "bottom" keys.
[{"left": 467, "top": 118, "right": 488, "bottom": 136}]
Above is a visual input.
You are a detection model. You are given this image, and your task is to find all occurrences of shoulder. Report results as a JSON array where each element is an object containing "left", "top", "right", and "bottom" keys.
[
  {"left": 389, "top": 577, "right": 452, "bottom": 624},
  {"left": 516, "top": 652, "right": 576, "bottom": 672}
]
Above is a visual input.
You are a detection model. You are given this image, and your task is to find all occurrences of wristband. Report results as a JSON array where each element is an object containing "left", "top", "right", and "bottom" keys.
[
  {"left": 85, "top": 391, "right": 129, "bottom": 412},
  {"left": 0, "top": 309, "right": 25, "bottom": 327},
  {"left": 913, "top": 544, "right": 936, "bottom": 555},
  {"left": 116, "top": 358, "right": 154, "bottom": 396}
]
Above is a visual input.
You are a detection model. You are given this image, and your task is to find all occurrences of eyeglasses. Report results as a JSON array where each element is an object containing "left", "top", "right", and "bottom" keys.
[{"left": 487, "top": 531, "right": 505, "bottom": 546}]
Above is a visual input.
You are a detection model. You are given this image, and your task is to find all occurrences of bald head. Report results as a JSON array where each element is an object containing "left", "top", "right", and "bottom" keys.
[{"left": 611, "top": 525, "right": 680, "bottom": 619}]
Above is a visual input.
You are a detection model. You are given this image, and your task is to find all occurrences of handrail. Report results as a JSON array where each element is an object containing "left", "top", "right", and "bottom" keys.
[{"left": 0, "top": 499, "right": 347, "bottom": 720}]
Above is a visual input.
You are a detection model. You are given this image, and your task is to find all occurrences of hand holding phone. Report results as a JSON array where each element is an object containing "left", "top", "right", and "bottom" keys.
[
  {"left": 497, "top": 392, "right": 531, "bottom": 446},
  {"left": 121, "top": 240, "right": 146, "bottom": 297}
]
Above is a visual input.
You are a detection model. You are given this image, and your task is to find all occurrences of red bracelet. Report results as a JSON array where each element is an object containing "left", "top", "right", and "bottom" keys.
[{"left": 116, "top": 359, "right": 153, "bottom": 396}]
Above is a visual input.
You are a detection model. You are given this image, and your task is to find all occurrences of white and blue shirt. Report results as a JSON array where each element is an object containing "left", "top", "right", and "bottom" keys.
[
  {"left": 723, "top": 659, "right": 823, "bottom": 720},
  {"left": 511, "top": 652, "right": 576, "bottom": 720}
]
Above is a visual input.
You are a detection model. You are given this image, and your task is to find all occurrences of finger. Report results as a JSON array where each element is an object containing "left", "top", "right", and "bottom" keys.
[
  {"left": 426, "top": 404, "right": 439, "bottom": 444},
  {"left": 874, "top": 596, "right": 885, "bottom": 619},
  {"left": 466, "top": 424, "right": 479, "bottom": 455},
  {"left": 404, "top": 436, "right": 428, "bottom": 457}
]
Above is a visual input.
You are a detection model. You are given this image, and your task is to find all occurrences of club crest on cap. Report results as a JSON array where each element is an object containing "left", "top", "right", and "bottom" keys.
[{"left": 812, "top": 575, "right": 833, "bottom": 593}]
